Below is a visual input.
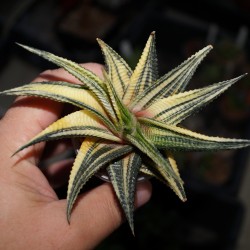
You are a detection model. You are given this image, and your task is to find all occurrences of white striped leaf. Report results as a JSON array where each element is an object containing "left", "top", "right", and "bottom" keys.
[
  {"left": 17, "top": 44, "right": 116, "bottom": 120},
  {"left": 67, "top": 138, "right": 133, "bottom": 221},
  {"left": 123, "top": 32, "right": 158, "bottom": 105},
  {"left": 97, "top": 38, "right": 132, "bottom": 99},
  {"left": 0, "top": 33, "right": 247, "bottom": 234},
  {"left": 140, "top": 117, "right": 250, "bottom": 151},
  {"left": 107, "top": 152, "right": 141, "bottom": 234},
  {"left": 13, "top": 110, "right": 121, "bottom": 155},
  {"left": 165, "top": 151, "right": 181, "bottom": 178},
  {"left": 131, "top": 45, "right": 212, "bottom": 111},
  {"left": 142, "top": 75, "right": 246, "bottom": 125},
  {"left": 126, "top": 127, "right": 186, "bottom": 201},
  {"left": 103, "top": 70, "right": 135, "bottom": 135},
  {"left": 0, "top": 81, "right": 116, "bottom": 130},
  {"left": 140, "top": 164, "right": 157, "bottom": 178},
  {"left": 140, "top": 151, "right": 181, "bottom": 182}
]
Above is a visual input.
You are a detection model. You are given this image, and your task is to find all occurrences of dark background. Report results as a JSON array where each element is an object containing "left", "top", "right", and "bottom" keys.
[{"left": 0, "top": 0, "right": 249, "bottom": 249}]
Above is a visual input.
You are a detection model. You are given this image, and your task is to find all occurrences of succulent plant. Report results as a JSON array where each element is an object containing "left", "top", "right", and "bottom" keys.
[{"left": 1, "top": 32, "right": 249, "bottom": 233}]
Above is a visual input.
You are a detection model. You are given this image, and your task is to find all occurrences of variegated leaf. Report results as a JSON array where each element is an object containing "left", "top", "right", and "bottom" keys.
[
  {"left": 140, "top": 151, "right": 181, "bottom": 183},
  {"left": 102, "top": 70, "right": 133, "bottom": 128},
  {"left": 140, "top": 164, "right": 157, "bottom": 178},
  {"left": 0, "top": 32, "right": 247, "bottom": 234},
  {"left": 131, "top": 45, "right": 212, "bottom": 111},
  {"left": 97, "top": 38, "right": 132, "bottom": 99},
  {"left": 140, "top": 117, "right": 250, "bottom": 151},
  {"left": 126, "top": 127, "right": 186, "bottom": 201},
  {"left": 141, "top": 74, "right": 246, "bottom": 124},
  {"left": 13, "top": 110, "right": 121, "bottom": 155},
  {"left": 123, "top": 32, "right": 158, "bottom": 105},
  {"left": 107, "top": 153, "right": 141, "bottom": 234},
  {"left": 67, "top": 138, "right": 133, "bottom": 220},
  {"left": 17, "top": 44, "right": 116, "bottom": 120},
  {"left": 0, "top": 81, "right": 116, "bottom": 130},
  {"left": 166, "top": 151, "right": 181, "bottom": 178}
]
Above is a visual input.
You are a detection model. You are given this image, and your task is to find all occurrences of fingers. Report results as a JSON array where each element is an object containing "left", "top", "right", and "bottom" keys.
[
  {"left": 60, "top": 181, "right": 152, "bottom": 249},
  {"left": 0, "top": 63, "right": 103, "bottom": 165}
]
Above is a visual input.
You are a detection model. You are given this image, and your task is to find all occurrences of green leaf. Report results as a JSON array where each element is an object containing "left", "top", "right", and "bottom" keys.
[
  {"left": 97, "top": 38, "right": 132, "bottom": 99},
  {"left": 131, "top": 45, "right": 212, "bottom": 111},
  {"left": 140, "top": 151, "right": 181, "bottom": 184},
  {"left": 13, "top": 110, "right": 121, "bottom": 155},
  {"left": 142, "top": 74, "right": 246, "bottom": 124},
  {"left": 140, "top": 117, "right": 250, "bottom": 151},
  {"left": 17, "top": 44, "right": 116, "bottom": 120},
  {"left": 0, "top": 81, "right": 116, "bottom": 130},
  {"left": 126, "top": 126, "right": 186, "bottom": 201},
  {"left": 107, "top": 153, "right": 141, "bottom": 234},
  {"left": 103, "top": 70, "right": 129, "bottom": 124},
  {"left": 103, "top": 70, "right": 135, "bottom": 133},
  {"left": 123, "top": 32, "right": 158, "bottom": 105},
  {"left": 67, "top": 138, "right": 133, "bottom": 221},
  {"left": 3, "top": 32, "right": 247, "bottom": 235},
  {"left": 140, "top": 164, "right": 169, "bottom": 184}
]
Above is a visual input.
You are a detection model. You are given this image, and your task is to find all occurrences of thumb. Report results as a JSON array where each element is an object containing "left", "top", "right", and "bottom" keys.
[{"left": 60, "top": 181, "right": 152, "bottom": 249}]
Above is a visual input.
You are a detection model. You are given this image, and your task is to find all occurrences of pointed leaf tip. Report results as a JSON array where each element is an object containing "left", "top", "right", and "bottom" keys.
[
  {"left": 201, "top": 45, "right": 213, "bottom": 53},
  {"left": 96, "top": 38, "right": 105, "bottom": 48},
  {"left": 11, "top": 150, "right": 20, "bottom": 158},
  {"left": 16, "top": 43, "right": 39, "bottom": 54},
  {"left": 16, "top": 42, "right": 25, "bottom": 47},
  {"left": 96, "top": 38, "right": 101, "bottom": 44},
  {"left": 66, "top": 212, "right": 71, "bottom": 224}
]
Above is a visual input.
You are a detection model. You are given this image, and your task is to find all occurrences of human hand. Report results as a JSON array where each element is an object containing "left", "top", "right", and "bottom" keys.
[{"left": 0, "top": 63, "right": 152, "bottom": 250}]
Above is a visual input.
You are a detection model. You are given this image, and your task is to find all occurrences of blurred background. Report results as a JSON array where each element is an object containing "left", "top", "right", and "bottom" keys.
[{"left": 0, "top": 0, "right": 249, "bottom": 249}]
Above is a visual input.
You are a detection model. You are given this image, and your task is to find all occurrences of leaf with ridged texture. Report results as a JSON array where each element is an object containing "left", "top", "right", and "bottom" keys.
[
  {"left": 17, "top": 44, "right": 116, "bottom": 120},
  {"left": 149, "top": 154, "right": 185, "bottom": 199},
  {"left": 167, "top": 151, "right": 181, "bottom": 178},
  {"left": 142, "top": 74, "right": 246, "bottom": 125},
  {"left": 67, "top": 138, "right": 133, "bottom": 221},
  {"left": 0, "top": 81, "right": 116, "bottom": 130},
  {"left": 140, "top": 151, "right": 181, "bottom": 183},
  {"left": 97, "top": 38, "right": 132, "bottom": 99},
  {"left": 107, "top": 153, "right": 141, "bottom": 234},
  {"left": 123, "top": 32, "right": 158, "bottom": 106},
  {"left": 131, "top": 45, "right": 212, "bottom": 111},
  {"left": 0, "top": 32, "right": 247, "bottom": 234},
  {"left": 103, "top": 70, "right": 134, "bottom": 131},
  {"left": 13, "top": 110, "right": 121, "bottom": 156},
  {"left": 140, "top": 164, "right": 156, "bottom": 177},
  {"left": 140, "top": 117, "right": 250, "bottom": 151},
  {"left": 126, "top": 127, "right": 186, "bottom": 201},
  {"left": 140, "top": 164, "right": 169, "bottom": 184},
  {"left": 148, "top": 31, "right": 158, "bottom": 83}
]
